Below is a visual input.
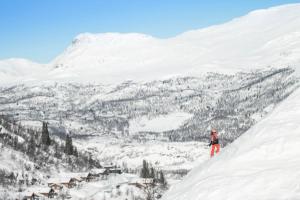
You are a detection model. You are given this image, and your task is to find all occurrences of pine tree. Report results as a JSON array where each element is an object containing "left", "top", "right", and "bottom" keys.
[
  {"left": 150, "top": 167, "right": 155, "bottom": 179},
  {"left": 27, "top": 135, "right": 36, "bottom": 157},
  {"left": 73, "top": 147, "right": 78, "bottom": 157},
  {"left": 158, "top": 170, "right": 168, "bottom": 189},
  {"left": 64, "top": 134, "right": 73, "bottom": 155},
  {"left": 88, "top": 154, "right": 93, "bottom": 169},
  {"left": 13, "top": 136, "right": 18, "bottom": 149},
  {"left": 41, "top": 122, "right": 51, "bottom": 145},
  {"left": 54, "top": 143, "right": 61, "bottom": 158},
  {"left": 140, "top": 160, "right": 150, "bottom": 178}
]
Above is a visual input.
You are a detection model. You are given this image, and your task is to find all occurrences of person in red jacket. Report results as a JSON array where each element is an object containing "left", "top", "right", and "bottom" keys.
[{"left": 209, "top": 128, "right": 220, "bottom": 157}]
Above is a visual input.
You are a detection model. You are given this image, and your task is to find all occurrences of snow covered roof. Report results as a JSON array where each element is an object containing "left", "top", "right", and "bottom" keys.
[
  {"left": 48, "top": 177, "right": 72, "bottom": 184},
  {"left": 163, "top": 88, "right": 300, "bottom": 200},
  {"left": 102, "top": 164, "right": 116, "bottom": 168},
  {"left": 23, "top": 187, "right": 54, "bottom": 196},
  {"left": 91, "top": 168, "right": 107, "bottom": 174},
  {"left": 48, "top": 172, "right": 91, "bottom": 183},
  {"left": 130, "top": 178, "right": 154, "bottom": 184},
  {"left": 48, "top": 182, "right": 63, "bottom": 187}
]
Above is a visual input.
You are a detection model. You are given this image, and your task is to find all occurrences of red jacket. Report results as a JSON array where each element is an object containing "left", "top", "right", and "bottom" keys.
[{"left": 210, "top": 132, "right": 219, "bottom": 145}]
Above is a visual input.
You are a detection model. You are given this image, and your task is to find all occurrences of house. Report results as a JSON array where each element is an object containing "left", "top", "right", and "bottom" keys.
[
  {"left": 48, "top": 177, "right": 77, "bottom": 189},
  {"left": 109, "top": 168, "right": 122, "bottom": 174},
  {"left": 65, "top": 172, "right": 99, "bottom": 182},
  {"left": 102, "top": 164, "right": 116, "bottom": 170},
  {"left": 48, "top": 183, "right": 64, "bottom": 191},
  {"left": 76, "top": 172, "right": 89, "bottom": 182},
  {"left": 129, "top": 178, "right": 155, "bottom": 189},
  {"left": 142, "top": 178, "right": 154, "bottom": 185},
  {"left": 61, "top": 178, "right": 77, "bottom": 188},
  {"left": 91, "top": 168, "right": 109, "bottom": 175},
  {"left": 102, "top": 165, "right": 122, "bottom": 174},
  {"left": 48, "top": 172, "right": 91, "bottom": 188},
  {"left": 36, "top": 188, "right": 57, "bottom": 198},
  {"left": 22, "top": 192, "right": 43, "bottom": 200},
  {"left": 90, "top": 168, "right": 109, "bottom": 180},
  {"left": 22, "top": 188, "right": 57, "bottom": 200},
  {"left": 128, "top": 182, "right": 144, "bottom": 189},
  {"left": 73, "top": 172, "right": 94, "bottom": 182},
  {"left": 22, "top": 192, "right": 34, "bottom": 200}
]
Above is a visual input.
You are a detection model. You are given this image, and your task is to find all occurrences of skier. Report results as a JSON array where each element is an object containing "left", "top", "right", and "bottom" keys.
[{"left": 209, "top": 128, "right": 220, "bottom": 157}]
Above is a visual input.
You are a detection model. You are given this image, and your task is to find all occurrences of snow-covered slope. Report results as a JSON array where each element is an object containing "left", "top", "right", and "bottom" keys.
[
  {"left": 50, "top": 3, "right": 300, "bottom": 83},
  {"left": 0, "top": 58, "right": 49, "bottom": 85},
  {"left": 1, "top": 4, "right": 300, "bottom": 84},
  {"left": 162, "top": 87, "right": 300, "bottom": 200}
]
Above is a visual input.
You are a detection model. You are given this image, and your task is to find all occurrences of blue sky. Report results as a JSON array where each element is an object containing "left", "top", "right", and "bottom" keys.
[{"left": 1, "top": 0, "right": 300, "bottom": 63}]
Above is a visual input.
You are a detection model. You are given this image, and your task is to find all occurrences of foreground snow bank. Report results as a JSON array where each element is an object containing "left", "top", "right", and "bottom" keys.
[{"left": 163, "top": 88, "right": 300, "bottom": 200}]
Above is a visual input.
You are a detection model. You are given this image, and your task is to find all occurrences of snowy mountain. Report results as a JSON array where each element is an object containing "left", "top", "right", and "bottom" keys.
[
  {"left": 1, "top": 4, "right": 300, "bottom": 84},
  {"left": 162, "top": 87, "right": 300, "bottom": 200},
  {"left": 50, "top": 3, "right": 300, "bottom": 83}
]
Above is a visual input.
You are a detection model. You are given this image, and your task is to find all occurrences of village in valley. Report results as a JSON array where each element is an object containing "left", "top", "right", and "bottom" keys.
[
  {"left": 0, "top": 117, "right": 168, "bottom": 200},
  {"left": 21, "top": 163, "right": 166, "bottom": 200},
  {"left": 22, "top": 165, "right": 118, "bottom": 199}
]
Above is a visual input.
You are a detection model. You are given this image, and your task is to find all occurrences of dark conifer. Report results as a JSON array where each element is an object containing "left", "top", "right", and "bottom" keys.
[
  {"left": 140, "top": 160, "right": 150, "bottom": 178},
  {"left": 159, "top": 170, "right": 168, "bottom": 188},
  {"left": 41, "top": 122, "right": 51, "bottom": 145},
  {"left": 64, "top": 134, "right": 73, "bottom": 155},
  {"left": 27, "top": 135, "right": 36, "bottom": 156}
]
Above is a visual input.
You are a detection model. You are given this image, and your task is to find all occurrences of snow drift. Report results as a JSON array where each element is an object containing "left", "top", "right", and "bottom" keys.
[
  {"left": 162, "top": 87, "right": 300, "bottom": 200},
  {"left": 1, "top": 4, "right": 300, "bottom": 84}
]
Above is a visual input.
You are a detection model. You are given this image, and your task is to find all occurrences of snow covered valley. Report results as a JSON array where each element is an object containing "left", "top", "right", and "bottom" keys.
[{"left": 0, "top": 67, "right": 299, "bottom": 199}]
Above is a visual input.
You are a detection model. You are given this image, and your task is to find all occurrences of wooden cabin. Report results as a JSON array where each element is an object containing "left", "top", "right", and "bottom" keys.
[
  {"left": 90, "top": 168, "right": 109, "bottom": 180},
  {"left": 109, "top": 168, "right": 122, "bottom": 174},
  {"left": 48, "top": 177, "right": 77, "bottom": 189},
  {"left": 22, "top": 192, "right": 43, "bottom": 200},
  {"left": 48, "top": 183, "right": 64, "bottom": 191},
  {"left": 22, "top": 188, "right": 57, "bottom": 199},
  {"left": 37, "top": 188, "right": 57, "bottom": 198},
  {"left": 129, "top": 178, "right": 155, "bottom": 189}
]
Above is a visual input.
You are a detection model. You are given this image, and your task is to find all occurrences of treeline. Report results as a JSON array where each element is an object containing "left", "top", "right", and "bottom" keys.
[
  {"left": 140, "top": 160, "right": 168, "bottom": 189},
  {"left": 0, "top": 116, "right": 101, "bottom": 187},
  {"left": 165, "top": 67, "right": 299, "bottom": 145}
]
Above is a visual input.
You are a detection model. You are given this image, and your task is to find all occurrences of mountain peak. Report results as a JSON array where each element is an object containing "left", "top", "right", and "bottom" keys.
[
  {"left": 71, "top": 32, "right": 157, "bottom": 46},
  {"left": 50, "top": 3, "right": 300, "bottom": 83}
]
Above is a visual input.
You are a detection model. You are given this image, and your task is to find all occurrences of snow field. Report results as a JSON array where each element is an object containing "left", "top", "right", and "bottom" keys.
[{"left": 129, "top": 112, "right": 193, "bottom": 133}]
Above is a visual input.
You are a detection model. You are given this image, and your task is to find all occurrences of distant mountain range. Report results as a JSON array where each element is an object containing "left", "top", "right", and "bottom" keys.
[{"left": 1, "top": 4, "right": 300, "bottom": 84}]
